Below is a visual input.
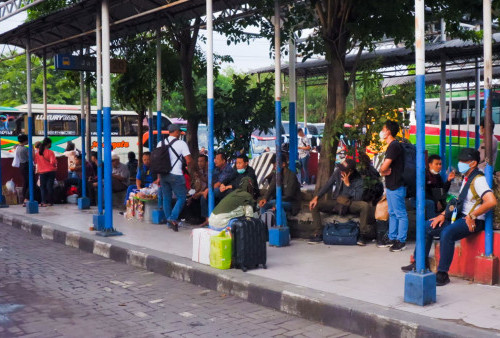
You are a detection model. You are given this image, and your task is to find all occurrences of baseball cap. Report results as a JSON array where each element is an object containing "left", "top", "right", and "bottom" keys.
[
  {"left": 168, "top": 124, "right": 181, "bottom": 133},
  {"left": 458, "top": 148, "right": 480, "bottom": 163}
]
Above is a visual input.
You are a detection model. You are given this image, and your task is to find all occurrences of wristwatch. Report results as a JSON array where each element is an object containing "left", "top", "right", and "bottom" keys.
[{"left": 469, "top": 213, "right": 477, "bottom": 220}]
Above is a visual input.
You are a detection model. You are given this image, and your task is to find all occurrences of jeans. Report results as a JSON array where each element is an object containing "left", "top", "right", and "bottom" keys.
[
  {"left": 40, "top": 171, "right": 56, "bottom": 204},
  {"left": 299, "top": 155, "right": 310, "bottom": 184},
  {"left": 160, "top": 174, "right": 187, "bottom": 222},
  {"left": 260, "top": 200, "right": 292, "bottom": 226},
  {"left": 416, "top": 217, "right": 484, "bottom": 272},
  {"left": 200, "top": 188, "right": 222, "bottom": 218},
  {"left": 386, "top": 186, "right": 409, "bottom": 243},
  {"left": 408, "top": 198, "right": 436, "bottom": 220}
]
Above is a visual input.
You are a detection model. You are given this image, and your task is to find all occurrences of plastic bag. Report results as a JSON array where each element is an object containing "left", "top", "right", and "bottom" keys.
[
  {"left": 208, "top": 205, "right": 254, "bottom": 230},
  {"left": 209, "top": 230, "right": 232, "bottom": 270},
  {"left": 5, "top": 179, "right": 15, "bottom": 193}
]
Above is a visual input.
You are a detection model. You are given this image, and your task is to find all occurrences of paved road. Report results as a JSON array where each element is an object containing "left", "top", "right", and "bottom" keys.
[{"left": 0, "top": 223, "right": 361, "bottom": 338}]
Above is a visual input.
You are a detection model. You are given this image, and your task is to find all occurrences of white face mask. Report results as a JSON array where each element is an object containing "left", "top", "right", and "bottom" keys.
[
  {"left": 430, "top": 169, "right": 439, "bottom": 175},
  {"left": 379, "top": 131, "right": 387, "bottom": 140}
]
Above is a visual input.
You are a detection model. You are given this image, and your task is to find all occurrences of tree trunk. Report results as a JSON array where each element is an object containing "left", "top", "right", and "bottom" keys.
[
  {"left": 138, "top": 110, "right": 144, "bottom": 167},
  {"left": 315, "top": 38, "right": 348, "bottom": 193}
]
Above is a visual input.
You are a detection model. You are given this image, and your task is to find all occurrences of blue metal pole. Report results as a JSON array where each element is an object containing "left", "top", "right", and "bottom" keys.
[
  {"left": 25, "top": 40, "right": 38, "bottom": 214},
  {"left": 207, "top": 0, "right": 215, "bottom": 216},
  {"left": 466, "top": 82, "right": 470, "bottom": 148},
  {"left": 78, "top": 70, "right": 89, "bottom": 210},
  {"left": 97, "top": 108, "right": 103, "bottom": 216},
  {"left": 274, "top": 0, "right": 283, "bottom": 227},
  {"left": 103, "top": 106, "right": 113, "bottom": 230},
  {"left": 439, "top": 60, "right": 447, "bottom": 179},
  {"left": 448, "top": 85, "right": 453, "bottom": 172},
  {"left": 148, "top": 109, "right": 153, "bottom": 150},
  {"left": 404, "top": 0, "right": 436, "bottom": 306},
  {"left": 43, "top": 51, "right": 48, "bottom": 139},
  {"left": 288, "top": 38, "right": 297, "bottom": 173}
]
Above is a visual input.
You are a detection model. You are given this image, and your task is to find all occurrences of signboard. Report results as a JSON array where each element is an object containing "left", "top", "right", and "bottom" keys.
[{"left": 54, "top": 54, "right": 127, "bottom": 73}]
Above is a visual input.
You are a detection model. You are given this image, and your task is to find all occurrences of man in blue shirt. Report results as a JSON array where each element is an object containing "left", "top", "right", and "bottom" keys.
[
  {"left": 199, "top": 152, "right": 234, "bottom": 226},
  {"left": 124, "top": 152, "right": 155, "bottom": 203}
]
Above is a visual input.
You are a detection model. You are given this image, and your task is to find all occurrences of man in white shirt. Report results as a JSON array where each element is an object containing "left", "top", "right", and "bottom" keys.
[
  {"left": 156, "top": 124, "right": 193, "bottom": 231},
  {"left": 401, "top": 148, "right": 497, "bottom": 286},
  {"left": 478, "top": 120, "right": 498, "bottom": 171},
  {"left": 298, "top": 128, "right": 311, "bottom": 184}
]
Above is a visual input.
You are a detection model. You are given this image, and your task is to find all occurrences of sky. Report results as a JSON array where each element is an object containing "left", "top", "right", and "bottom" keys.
[{"left": 0, "top": 12, "right": 282, "bottom": 74}]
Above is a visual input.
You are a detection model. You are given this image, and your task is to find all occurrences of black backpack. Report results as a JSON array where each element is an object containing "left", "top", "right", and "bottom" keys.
[
  {"left": 400, "top": 142, "right": 417, "bottom": 198},
  {"left": 150, "top": 138, "right": 181, "bottom": 176}
]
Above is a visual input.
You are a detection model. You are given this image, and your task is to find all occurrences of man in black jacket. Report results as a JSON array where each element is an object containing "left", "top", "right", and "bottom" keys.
[
  {"left": 219, "top": 154, "right": 260, "bottom": 201},
  {"left": 309, "top": 159, "right": 375, "bottom": 245}
]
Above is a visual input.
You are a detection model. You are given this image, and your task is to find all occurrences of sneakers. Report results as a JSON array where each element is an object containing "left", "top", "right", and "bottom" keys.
[
  {"left": 436, "top": 271, "right": 450, "bottom": 286},
  {"left": 308, "top": 234, "right": 323, "bottom": 244},
  {"left": 389, "top": 240, "right": 406, "bottom": 252},
  {"left": 401, "top": 262, "right": 416, "bottom": 272},
  {"left": 376, "top": 234, "right": 393, "bottom": 248},
  {"left": 167, "top": 220, "right": 179, "bottom": 232},
  {"left": 357, "top": 236, "right": 367, "bottom": 246}
]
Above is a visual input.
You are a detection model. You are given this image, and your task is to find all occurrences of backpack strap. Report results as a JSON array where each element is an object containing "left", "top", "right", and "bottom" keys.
[
  {"left": 167, "top": 138, "right": 183, "bottom": 169},
  {"left": 468, "top": 174, "right": 484, "bottom": 215}
]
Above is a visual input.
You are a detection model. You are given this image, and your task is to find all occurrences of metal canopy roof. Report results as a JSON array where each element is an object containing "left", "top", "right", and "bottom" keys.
[
  {"left": 250, "top": 33, "right": 500, "bottom": 78},
  {"left": 0, "top": 0, "right": 251, "bottom": 57}
]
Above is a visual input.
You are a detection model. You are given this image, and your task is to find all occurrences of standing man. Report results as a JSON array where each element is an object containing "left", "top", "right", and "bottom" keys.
[
  {"left": 157, "top": 124, "right": 193, "bottom": 231},
  {"left": 478, "top": 120, "right": 498, "bottom": 171},
  {"left": 298, "top": 128, "right": 311, "bottom": 185},
  {"left": 378, "top": 120, "right": 408, "bottom": 252}
]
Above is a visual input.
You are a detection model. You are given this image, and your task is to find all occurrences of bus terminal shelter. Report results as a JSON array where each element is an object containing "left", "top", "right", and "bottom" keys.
[{"left": 0, "top": 0, "right": 497, "bottom": 315}]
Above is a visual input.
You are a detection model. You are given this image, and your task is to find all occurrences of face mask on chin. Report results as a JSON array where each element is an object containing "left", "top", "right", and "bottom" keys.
[
  {"left": 379, "top": 131, "right": 387, "bottom": 140},
  {"left": 237, "top": 168, "right": 245, "bottom": 174},
  {"left": 430, "top": 169, "right": 440, "bottom": 175}
]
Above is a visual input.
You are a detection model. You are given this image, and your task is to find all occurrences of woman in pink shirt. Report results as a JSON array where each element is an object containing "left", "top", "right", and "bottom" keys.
[{"left": 35, "top": 138, "right": 58, "bottom": 207}]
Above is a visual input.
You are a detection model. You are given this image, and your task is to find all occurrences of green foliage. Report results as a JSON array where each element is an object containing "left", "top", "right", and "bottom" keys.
[{"left": 0, "top": 52, "right": 80, "bottom": 107}]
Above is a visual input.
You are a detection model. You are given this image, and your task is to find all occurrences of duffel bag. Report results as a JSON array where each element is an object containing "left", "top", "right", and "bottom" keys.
[{"left": 323, "top": 221, "right": 359, "bottom": 245}]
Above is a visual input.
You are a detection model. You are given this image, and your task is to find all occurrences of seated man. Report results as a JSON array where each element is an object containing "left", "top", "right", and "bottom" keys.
[
  {"left": 401, "top": 148, "right": 497, "bottom": 286},
  {"left": 199, "top": 152, "right": 234, "bottom": 226},
  {"left": 425, "top": 154, "right": 455, "bottom": 214},
  {"left": 219, "top": 154, "right": 260, "bottom": 201},
  {"left": 111, "top": 153, "right": 130, "bottom": 192},
  {"left": 309, "top": 159, "right": 375, "bottom": 245},
  {"left": 258, "top": 153, "right": 301, "bottom": 222},
  {"left": 124, "top": 152, "right": 155, "bottom": 203},
  {"left": 64, "top": 154, "right": 95, "bottom": 196}
]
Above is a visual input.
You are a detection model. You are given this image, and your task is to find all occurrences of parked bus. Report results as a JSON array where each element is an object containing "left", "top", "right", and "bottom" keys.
[
  {"left": 408, "top": 93, "right": 500, "bottom": 170},
  {"left": 0, "top": 104, "right": 172, "bottom": 162}
]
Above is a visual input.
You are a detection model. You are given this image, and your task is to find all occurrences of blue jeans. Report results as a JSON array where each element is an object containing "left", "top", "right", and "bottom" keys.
[
  {"left": 417, "top": 217, "right": 484, "bottom": 272},
  {"left": 260, "top": 200, "right": 292, "bottom": 226},
  {"left": 299, "top": 155, "right": 310, "bottom": 184},
  {"left": 386, "top": 186, "right": 409, "bottom": 243},
  {"left": 160, "top": 174, "right": 187, "bottom": 222},
  {"left": 200, "top": 188, "right": 222, "bottom": 218},
  {"left": 408, "top": 198, "right": 436, "bottom": 220}
]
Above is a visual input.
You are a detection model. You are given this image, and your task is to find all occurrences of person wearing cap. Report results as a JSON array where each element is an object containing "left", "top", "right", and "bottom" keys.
[
  {"left": 401, "top": 148, "right": 497, "bottom": 286},
  {"left": 111, "top": 153, "right": 130, "bottom": 192},
  {"left": 308, "top": 159, "right": 375, "bottom": 245},
  {"left": 156, "top": 124, "right": 193, "bottom": 231}
]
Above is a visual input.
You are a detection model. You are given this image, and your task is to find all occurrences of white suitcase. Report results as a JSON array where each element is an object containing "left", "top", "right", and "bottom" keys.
[{"left": 192, "top": 228, "right": 219, "bottom": 265}]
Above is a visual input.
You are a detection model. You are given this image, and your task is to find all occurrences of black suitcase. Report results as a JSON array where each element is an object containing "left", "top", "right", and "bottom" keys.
[{"left": 230, "top": 216, "right": 267, "bottom": 272}]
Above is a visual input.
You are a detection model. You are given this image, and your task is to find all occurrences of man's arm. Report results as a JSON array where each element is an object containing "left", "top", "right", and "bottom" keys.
[
  {"left": 470, "top": 191, "right": 497, "bottom": 217},
  {"left": 379, "top": 158, "right": 393, "bottom": 176}
]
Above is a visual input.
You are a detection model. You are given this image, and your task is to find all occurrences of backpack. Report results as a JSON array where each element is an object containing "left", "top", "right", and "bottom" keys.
[
  {"left": 400, "top": 142, "right": 417, "bottom": 198},
  {"left": 150, "top": 138, "right": 180, "bottom": 176}
]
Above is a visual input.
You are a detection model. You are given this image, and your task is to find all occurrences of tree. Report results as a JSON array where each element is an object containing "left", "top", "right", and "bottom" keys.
[{"left": 231, "top": 0, "right": 483, "bottom": 189}]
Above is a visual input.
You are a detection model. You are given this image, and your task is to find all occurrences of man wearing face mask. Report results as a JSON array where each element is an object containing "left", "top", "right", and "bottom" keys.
[
  {"left": 378, "top": 120, "right": 408, "bottom": 252},
  {"left": 219, "top": 154, "right": 260, "bottom": 201},
  {"left": 401, "top": 148, "right": 497, "bottom": 286},
  {"left": 478, "top": 120, "right": 498, "bottom": 171}
]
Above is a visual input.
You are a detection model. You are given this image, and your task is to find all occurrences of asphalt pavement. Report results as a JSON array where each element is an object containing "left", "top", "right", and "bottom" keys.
[{"left": 0, "top": 222, "right": 360, "bottom": 338}]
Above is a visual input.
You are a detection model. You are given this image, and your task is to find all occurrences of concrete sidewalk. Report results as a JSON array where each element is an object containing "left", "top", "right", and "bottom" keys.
[{"left": 2, "top": 204, "right": 499, "bottom": 337}]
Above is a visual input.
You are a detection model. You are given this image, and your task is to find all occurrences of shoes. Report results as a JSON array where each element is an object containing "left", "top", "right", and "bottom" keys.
[
  {"left": 168, "top": 220, "right": 179, "bottom": 232},
  {"left": 376, "top": 234, "right": 393, "bottom": 248},
  {"left": 401, "top": 262, "right": 416, "bottom": 272},
  {"left": 389, "top": 240, "right": 406, "bottom": 252},
  {"left": 436, "top": 271, "right": 450, "bottom": 286},
  {"left": 308, "top": 234, "right": 323, "bottom": 244},
  {"left": 357, "top": 236, "right": 367, "bottom": 246}
]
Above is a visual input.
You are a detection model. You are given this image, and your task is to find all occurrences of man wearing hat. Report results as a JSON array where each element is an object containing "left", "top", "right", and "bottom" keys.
[
  {"left": 401, "top": 148, "right": 497, "bottom": 286},
  {"left": 156, "top": 124, "right": 193, "bottom": 231},
  {"left": 111, "top": 153, "right": 130, "bottom": 192},
  {"left": 308, "top": 159, "right": 376, "bottom": 245}
]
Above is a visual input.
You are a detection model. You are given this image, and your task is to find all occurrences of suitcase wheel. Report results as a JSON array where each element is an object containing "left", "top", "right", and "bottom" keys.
[
  {"left": 262, "top": 264, "right": 267, "bottom": 269},
  {"left": 242, "top": 266, "right": 248, "bottom": 272}
]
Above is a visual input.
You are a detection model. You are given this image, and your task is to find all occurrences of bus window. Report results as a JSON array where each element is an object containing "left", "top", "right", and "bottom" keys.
[
  {"left": 151, "top": 116, "right": 171, "bottom": 131},
  {"left": 122, "top": 115, "right": 139, "bottom": 136},
  {"left": 0, "top": 112, "right": 24, "bottom": 136},
  {"left": 33, "top": 113, "right": 79, "bottom": 136},
  {"left": 90, "top": 115, "right": 121, "bottom": 135},
  {"left": 425, "top": 101, "right": 440, "bottom": 124}
]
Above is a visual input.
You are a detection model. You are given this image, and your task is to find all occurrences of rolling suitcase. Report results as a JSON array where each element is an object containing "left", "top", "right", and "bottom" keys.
[{"left": 230, "top": 216, "right": 267, "bottom": 272}]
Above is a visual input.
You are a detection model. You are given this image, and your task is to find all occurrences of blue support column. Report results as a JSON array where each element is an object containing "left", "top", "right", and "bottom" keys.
[
  {"left": 448, "top": 85, "right": 453, "bottom": 173},
  {"left": 151, "top": 109, "right": 165, "bottom": 223},
  {"left": 78, "top": 116, "right": 90, "bottom": 209},
  {"left": 0, "top": 134, "right": 8, "bottom": 207},
  {"left": 484, "top": 88, "right": 494, "bottom": 257},
  {"left": 289, "top": 102, "right": 297, "bottom": 172},
  {"left": 439, "top": 60, "right": 447, "bottom": 180},
  {"left": 93, "top": 108, "right": 105, "bottom": 229},
  {"left": 148, "top": 116, "right": 153, "bottom": 150},
  {"left": 404, "top": 0, "right": 436, "bottom": 306},
  {"left": 25, "top": 41, "right": 38, "bottom": 214},
  {"left": 208, "top": 99, "right": 215, "bottom": 215}
]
